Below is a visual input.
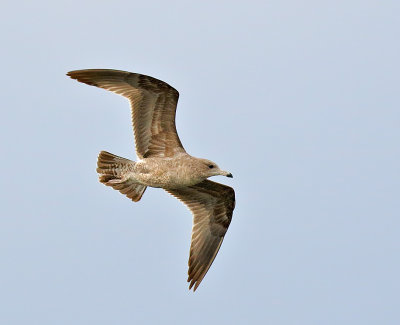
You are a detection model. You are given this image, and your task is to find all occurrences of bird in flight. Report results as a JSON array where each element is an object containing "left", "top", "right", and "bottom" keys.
[{"left": 67, "top": 69, "right": 235, "bottom": 291}]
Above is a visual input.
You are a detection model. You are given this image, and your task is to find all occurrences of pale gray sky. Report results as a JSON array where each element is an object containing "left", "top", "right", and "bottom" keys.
[{"left": 1, "top": 1, "right": 399, "bottom": 324}]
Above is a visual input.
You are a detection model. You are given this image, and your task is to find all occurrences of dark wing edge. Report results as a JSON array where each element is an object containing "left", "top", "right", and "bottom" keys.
[
  {"left": 67, "top": 69, "right": 179, "bottom": 97},
  {"left": 166, "top": 180, "right": 235, "bottom": 291}
]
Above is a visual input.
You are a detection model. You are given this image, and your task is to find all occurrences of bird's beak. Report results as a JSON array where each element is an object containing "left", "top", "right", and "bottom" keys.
[{"left": 225, "top": 172, "right": 233, "bottom": 178}]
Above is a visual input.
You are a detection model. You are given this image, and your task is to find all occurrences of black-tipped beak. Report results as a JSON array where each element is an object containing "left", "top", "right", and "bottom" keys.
[{"left": 226, "top": 173, "right": 233, "bottom": 178}]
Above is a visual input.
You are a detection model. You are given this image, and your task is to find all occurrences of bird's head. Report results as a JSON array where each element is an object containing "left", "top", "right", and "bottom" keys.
[{"left": 198, "top": 158, "right": 233, "bottom": 179}]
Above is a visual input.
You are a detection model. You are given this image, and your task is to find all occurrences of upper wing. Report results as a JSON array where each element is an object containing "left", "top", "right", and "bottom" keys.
[
  {"left": 67, "top": 69, "right": 185, "bottom": 158},
  {"left": 166, "top": 180, "right": 235, "bottom": 291}
]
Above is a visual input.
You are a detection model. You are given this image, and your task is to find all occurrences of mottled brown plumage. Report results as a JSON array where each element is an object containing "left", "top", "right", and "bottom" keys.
[
  {"left": 67, "top": 69, "right": 235, "bottom": 291},
  {"left": 67, "top": 69, "right": 183, "bottom": 159},
  {"left": 167, "top": 181, "right": 235, "bottom": 291}
]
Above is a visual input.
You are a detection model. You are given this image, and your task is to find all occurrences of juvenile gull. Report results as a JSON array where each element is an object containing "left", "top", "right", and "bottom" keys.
[{"left": 67, "top": 69, "right": 235, "bottom": 291}]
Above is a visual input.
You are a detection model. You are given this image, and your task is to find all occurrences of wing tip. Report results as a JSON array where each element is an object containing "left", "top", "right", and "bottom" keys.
[
  {"left": 66, "top": 70, "right": 83, "bottom": 78},
  {"left": 66, "top": 70, "right": 100, "bottom": 87},
  {"left": 188, "top": 278, "right": 201, "bottom": 292},
  {"left": 66, "top": 70, "right": 75, "bottom": 78},
  {"left": 188, "top": 266, "right": 208, "bottom": 292},
  {"left": 66, "top": 70, "right": 83, "bottom": 81}
]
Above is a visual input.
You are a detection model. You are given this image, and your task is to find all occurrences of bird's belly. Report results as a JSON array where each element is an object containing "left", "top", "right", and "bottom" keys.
[{"left": 135, "top": 169, "right": 203, "bottom": 189}]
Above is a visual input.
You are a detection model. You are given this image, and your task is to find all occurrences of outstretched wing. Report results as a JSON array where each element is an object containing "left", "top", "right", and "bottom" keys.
[
  {"left": 167, "top": 180, "right": 235, "bottom": 291},
  {"left": 67, "top": 69, "right": 185, "bottom": 158}
]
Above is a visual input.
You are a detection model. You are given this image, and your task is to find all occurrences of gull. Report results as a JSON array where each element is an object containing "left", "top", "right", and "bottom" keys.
[{"left": 67, "top": 69, "right": 235, "bottom": 291}]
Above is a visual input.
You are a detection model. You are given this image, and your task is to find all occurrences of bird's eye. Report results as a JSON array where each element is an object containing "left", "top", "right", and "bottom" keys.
[{"left": 208, "top": 164, "right": 214, "bottom": 169}]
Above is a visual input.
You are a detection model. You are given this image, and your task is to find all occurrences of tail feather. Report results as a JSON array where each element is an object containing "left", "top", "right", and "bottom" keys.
[{"left": 96, "top": 151, "right": 147, "bottom": 202}]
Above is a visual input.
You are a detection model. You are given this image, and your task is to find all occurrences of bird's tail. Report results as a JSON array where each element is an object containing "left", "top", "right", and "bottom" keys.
[{"left": 96, "top": 151, "right": 147, "bottom": 202}]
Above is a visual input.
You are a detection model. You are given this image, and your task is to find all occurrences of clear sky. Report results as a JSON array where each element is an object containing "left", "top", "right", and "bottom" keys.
[{"left": 1, "top": 1, "right": 399, "bottom": 324}]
